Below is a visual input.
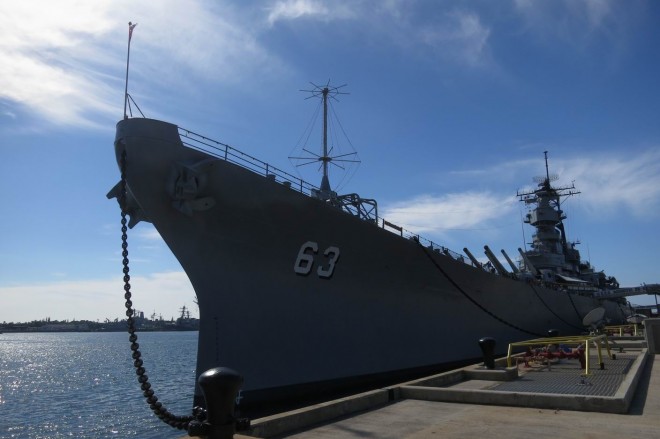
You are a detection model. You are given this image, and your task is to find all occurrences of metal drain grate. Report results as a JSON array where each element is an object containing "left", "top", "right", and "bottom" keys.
[{"left": 492, "top": 354, "right": 635, "bottom": 396}]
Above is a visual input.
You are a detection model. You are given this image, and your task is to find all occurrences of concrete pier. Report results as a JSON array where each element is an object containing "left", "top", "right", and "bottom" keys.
[
  {"left": 234, "top": 348, "right": 658, "bottom": 439},
  {"left": 184, "top": 323, "right": 660, "bottom": 438}
]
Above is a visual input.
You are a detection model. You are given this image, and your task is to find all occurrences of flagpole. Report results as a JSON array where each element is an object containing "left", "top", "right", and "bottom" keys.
[{"left": 124, "top": 22, "right": 137, "bottom": 120}]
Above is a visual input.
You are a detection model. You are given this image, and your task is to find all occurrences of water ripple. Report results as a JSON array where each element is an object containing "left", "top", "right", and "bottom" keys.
[{"left": 0, "top": 332, "right": 197, "bottom": 438}]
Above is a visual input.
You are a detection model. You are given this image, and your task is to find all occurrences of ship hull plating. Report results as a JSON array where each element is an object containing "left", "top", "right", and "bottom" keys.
[{"left": 113, "top": 118, "right": 626, "bottom": 410}]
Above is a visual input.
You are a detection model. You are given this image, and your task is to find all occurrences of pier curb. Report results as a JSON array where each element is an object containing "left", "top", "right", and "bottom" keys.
[{"left": 237, "top": 349, "right": 649, "bottom": 438}]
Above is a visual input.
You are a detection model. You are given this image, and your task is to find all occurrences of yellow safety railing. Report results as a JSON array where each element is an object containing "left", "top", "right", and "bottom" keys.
[
  {"left": 506, "top": 334, "right": 613, "bottom": 376},
  {"left": 604, "top": 324, "right": 639, "bottom": 336}
]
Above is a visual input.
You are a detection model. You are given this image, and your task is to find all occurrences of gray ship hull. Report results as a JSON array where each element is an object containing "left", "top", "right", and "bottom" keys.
[{"left": 113, "top": 118, "right": 627, "bottom": 410}]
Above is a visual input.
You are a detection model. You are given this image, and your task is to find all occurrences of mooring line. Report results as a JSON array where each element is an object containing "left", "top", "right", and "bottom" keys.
[
  {"left": 418, "top": 243, "right": 544, "bottom": 337},
  {"left": 566, "top": 289, "right": 584, "bottom": 323},
  {"left": 528, "top": 283, "right": 584, "bottom": 331}
]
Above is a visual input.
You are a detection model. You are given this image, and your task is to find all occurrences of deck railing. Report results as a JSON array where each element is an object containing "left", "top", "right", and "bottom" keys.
[
  {"left": 179, "top": 127, "right": 317, "bottom": 195},
  {"left": 178, "top": 126, "right": 477, "bottom": 269}
]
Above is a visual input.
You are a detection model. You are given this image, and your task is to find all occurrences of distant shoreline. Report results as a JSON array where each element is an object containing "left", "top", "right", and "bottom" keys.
[
  {"left": 0, "top": 317, "right": 199, "bottom": 333},
  {"left": 0, "top": 328, "right": 199, "bottom": 333}
]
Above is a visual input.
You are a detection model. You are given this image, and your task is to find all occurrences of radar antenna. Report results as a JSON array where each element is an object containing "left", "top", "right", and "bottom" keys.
[
  {"left": 532, "top": 151, "right": 559, "bottom": 185},
  {"left": 289, "top": 81, "right": 361, "bottom": 198},
  {"left": 518, "top": 151, "right": 580, "bottom": 201},
  {"left": 582, "top": 307, "right": 606, "bottom": 333}
]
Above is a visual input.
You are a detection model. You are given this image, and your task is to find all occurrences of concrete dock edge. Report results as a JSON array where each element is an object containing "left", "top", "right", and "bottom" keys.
[{"left": 248, "top": 388, "right": 391, "bottom": 438}]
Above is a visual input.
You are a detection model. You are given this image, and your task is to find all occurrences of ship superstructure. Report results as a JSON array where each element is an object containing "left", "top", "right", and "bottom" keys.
[{"left": 517, "top": 152, "right": 618, "bottom": 291}]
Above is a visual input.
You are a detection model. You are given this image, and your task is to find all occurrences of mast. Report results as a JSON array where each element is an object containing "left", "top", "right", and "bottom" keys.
[
  {"left": 124, "top": 22, "right": 137, "bottom": 120},
  {"left": 287, "top": 82, "right": 378, "bottom": 222},
  {"left": 289, "top": 81, "right": 358, "bottom": 200},
  {"left": 320, "top": 86, "right": 330, "bottom": 193}
]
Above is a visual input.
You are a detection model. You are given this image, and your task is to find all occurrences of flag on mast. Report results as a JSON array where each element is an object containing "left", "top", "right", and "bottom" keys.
[{"left": 129, "top": 22, "right": 137, "bottom": 41}]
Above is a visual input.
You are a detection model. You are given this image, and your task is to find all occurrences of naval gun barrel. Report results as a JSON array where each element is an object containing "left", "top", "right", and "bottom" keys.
[
  {"left": 484, "top": 246, "right": 509, "bottom": 276},
  {"left": 518, "top": 248, "right": 538, "bottom": 276},
  {"left": 463, "top": 248, "right": 484, "bottom": 270},
  {"left": 501, "top": 249, "right": 520, "bottom": 274}
]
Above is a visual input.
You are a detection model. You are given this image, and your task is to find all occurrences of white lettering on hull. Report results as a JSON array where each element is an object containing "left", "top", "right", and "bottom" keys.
[{"left": 294, "top": 241, "right": 340, "bottom": 278}]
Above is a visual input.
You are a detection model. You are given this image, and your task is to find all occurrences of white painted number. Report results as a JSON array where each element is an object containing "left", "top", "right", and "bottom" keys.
[
  {"left": 317, "top": 246, "right": 340, "bottom": 278},
  {"left": 294, "top": 241, "right": 341, "bottom": 278},
  {"left": 294, "top": 241, "right": 318, "bottom": 275}
]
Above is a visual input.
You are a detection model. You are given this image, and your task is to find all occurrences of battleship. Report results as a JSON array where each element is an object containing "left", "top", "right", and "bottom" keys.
[{"left": 108, "top": 84, "right": 644, "bottom": 414}]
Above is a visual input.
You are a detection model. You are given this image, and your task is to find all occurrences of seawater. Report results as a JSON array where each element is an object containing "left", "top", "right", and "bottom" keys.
[{"left": 0, "top": 331, "right": 198, "bottom": 438}]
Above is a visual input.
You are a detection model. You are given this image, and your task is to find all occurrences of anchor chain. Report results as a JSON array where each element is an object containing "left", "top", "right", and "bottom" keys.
[{"left": 119, "top": 149, "right": 206, "bottom": 431}]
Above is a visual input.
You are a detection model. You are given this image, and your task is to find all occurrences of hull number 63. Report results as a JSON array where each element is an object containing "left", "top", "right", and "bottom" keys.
[{"left": 294, "top": 241, "right": 340, "bottom": 278}]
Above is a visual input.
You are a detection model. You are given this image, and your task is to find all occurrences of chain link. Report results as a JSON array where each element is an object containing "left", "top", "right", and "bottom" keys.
[{"left": 119, "top": 149, "right": 205, "bottom": 431}]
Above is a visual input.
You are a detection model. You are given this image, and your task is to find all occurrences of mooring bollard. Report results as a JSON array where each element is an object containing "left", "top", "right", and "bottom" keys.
[
  {"left": 478, "top": 337, "right": 496, "bottom": 369},
  {"left": 187, "top": 367, "right": 245, "bottom": 439}
]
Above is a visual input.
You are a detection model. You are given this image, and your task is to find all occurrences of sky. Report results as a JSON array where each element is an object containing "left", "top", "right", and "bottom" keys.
[{"left": 1, "top": 0, "right": 659, "bottom": 323}]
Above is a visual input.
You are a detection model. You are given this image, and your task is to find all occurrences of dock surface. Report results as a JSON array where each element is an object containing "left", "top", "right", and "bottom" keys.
[
  {"left": 180, "top": 330, "right": 659, "bottom": 439},
  {"left": 235, "top": 346, "right": 657, "bottom": 438}
]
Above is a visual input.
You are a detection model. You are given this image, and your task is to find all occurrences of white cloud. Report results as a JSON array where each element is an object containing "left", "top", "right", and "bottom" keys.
[
  {"left": 1, "top": 52, "right": 117, "bottom": 128},
  {"left": 347, "top": 3, "right": 495, "bottom": 70},
  {"left": 379, "top": 148, "right": 660, "bottom": 242},
  {"left": 417, "top": 11, "right": 491, "bottom": 67},
  {"left": 267, "top": 0, "right": 327, "bottom": 24},
  {"left": 132, "top": 3, "right": 281, "bottom": 85},
  {"left": 266, "top": 1, "right": 492, "bottom": 67},
  {"left": 381, "top": 191, "right": 516, "bottom": 236},
  {"left": 582, "top": 0, "right": 612, "bottom": 28},
  {"left": 512, "top": 0, "right": 622, "bottom": 45},
  {"left": 1, "top": 109, "right": 16, "bottom": 119},
  {"left": 0, "top": 1, "right": 283, "bottom": 128},
  {"left": 266, "top": 0, "right": 354, "bottom": 26},
  {"left": 135, "top": 226, "right": 163, "bottom": 242},
  {"left": 0, "top": 271, "right": 195, "bottom": 323},
  {"left": 552, "top": 149, "right": 660, "bottom": 218},
  {"left": 0, "top": 1, "right": 118, "bottom": 127}
]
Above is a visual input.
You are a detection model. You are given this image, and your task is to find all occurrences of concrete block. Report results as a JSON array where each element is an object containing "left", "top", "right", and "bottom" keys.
[{"left": 644, "top": 318, "right": 660, "bottom": 354}]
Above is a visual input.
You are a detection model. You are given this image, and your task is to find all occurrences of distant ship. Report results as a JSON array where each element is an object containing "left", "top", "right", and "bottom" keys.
[
  {"left": 175, "top": 305, "right": 199, "bottom": 331},
  {"left": 109, "top": 84, "right": 640, "bottom": 413}
]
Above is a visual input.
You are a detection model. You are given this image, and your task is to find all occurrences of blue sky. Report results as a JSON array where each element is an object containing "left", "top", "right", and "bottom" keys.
[{"left": 1, "top": 0, "right": 659, "bottom": 323}]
